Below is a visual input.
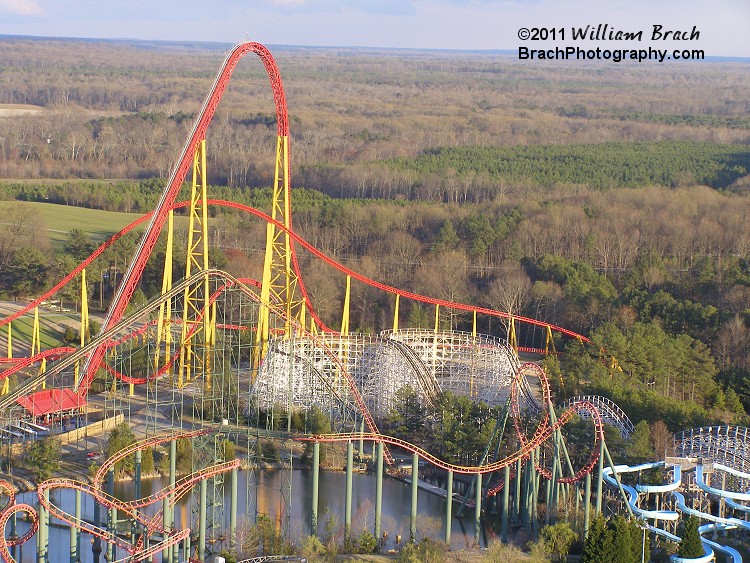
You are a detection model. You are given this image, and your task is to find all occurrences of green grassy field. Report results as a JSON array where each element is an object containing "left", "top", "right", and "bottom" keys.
[
  {"left": 0, "top": 200, "right": 188, "bottom": 251},
  {"left": 0, "top": 200, "right": 145, "bottom": 250},
  {"left": 4, "top": 311, "right": 74, "bottom": 352}
]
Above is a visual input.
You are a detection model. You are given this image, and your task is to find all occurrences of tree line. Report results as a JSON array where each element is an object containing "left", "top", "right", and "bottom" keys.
[
  {"left": 3, "top": 179, "right": 750, "bottom": 429},
  {"left": 2, "top": 37, "right": 749, "bottom": 193}
]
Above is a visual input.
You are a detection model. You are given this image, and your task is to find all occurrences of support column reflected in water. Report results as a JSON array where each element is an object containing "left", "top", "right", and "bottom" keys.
[
  {"left": 231, "top": 467, "right": 238, "bottom": 550},
  {"left": 311, "top": 441, "right": 320, "bottom": 536},
  {"left": 410, "top": 452, "right": 419, "bottom": 543},
  {"left": 375, "top": 441, "right": 383, "bottom": 542},
  {"left": 474, "top": 473, "right": 482, "bottom": 545},
  {"left": 345, "top": 441, "right": 353, "bottom": 544},
  {"left": 199, "top": 477, "right": 207, "bottom": 559},
  {"left": 445, "top": 470, "right": 453, "bottom": 545},
  {"left": 584, "top": 472, "right": 591, "bottom": 536}
]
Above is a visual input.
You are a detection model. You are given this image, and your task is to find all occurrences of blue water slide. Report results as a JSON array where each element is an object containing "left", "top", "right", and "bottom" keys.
[{"left": 601, "top": 462, "right": 745, "bottom": 562}]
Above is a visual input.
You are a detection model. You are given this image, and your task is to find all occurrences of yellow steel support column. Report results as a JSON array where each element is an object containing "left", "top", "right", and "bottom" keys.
[
  {"left": 472, "top": 310, "right": 477, "bottom": 338},
  {"left": 432, "top": 304, "right": 439, "bottom": 381},
  {"left": 253, "top": 223, "right": 275, "bottom": 382},
  {"left": 609, "top": 355, "right": 622, "bottom": 378},
  {"left": 544, "top": 324, "right": 556, "bottom": 356},
  {"left": 2, "top": 322, "right": 10, "bottom": 394},
  {"left": 208, "top": 302, "right": 216, "bottom": 347},
  {"left": 299, "top": 299, "right": 308, "bottom": 336},
  {"left": 75, "top": 269, "right": 90, "bottom": 390},
  {"left": 392, "top": 294, "right": 400, "bottom": 334},
  {"left": 179, "top": 139, "right": 212, "bottom": 391},
  {"left": 31, "top": 306, "right": 41, "bottom": 357},
  {"left": 80, "top": 269, "right": 89, "bottom": 347},
  {"left": 508, "top": 315, "right": 517, "bottom": 353},
  {"left": 255, "top": 134, "right": 303, "bottom": 377},
  {"left": 154, "top": 209, "right": 174, "bottom": 384},
  {"left": 341, "top": 275, "right": 351, "bottom": 336},
  {"left": 31, "top": 306, "right": 46, "bottom": 388},
  {"left": 338, "top": 275, "right": 351, "bottom": 374}
]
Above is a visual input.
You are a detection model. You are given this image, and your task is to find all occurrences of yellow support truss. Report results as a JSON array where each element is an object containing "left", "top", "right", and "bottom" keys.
[
  {"left": 154, "top": 209, "right": 174, "bottom": 384},
  {"left": 341, "top": 275, "right": 351, "bottom": 336},
  {"left": 74, "top": 269, "right": 90, "bottom": 388},
  {"left": 392, "top": 294, "right": 400, "bottom": 333},
  {"left": 508, "top": 315, "right": 517, "bottom": 353},
  {"left": 2, "top": 323, "right": 10, "bottom": 394},
  {"left": 254, "top": 134, "right": 304, "bottom": 379},
  {"left": 179, "top": 139, "right": 214, "bottom": 391}
]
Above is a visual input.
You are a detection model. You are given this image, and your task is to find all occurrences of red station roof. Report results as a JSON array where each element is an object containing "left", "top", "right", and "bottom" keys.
[{"left": 16, "top": 388, "right": 86, "bottom": 417}]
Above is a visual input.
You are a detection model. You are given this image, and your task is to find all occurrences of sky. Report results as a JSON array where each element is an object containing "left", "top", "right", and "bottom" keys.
[{"left": 0, "top": 0, "right": 748, "bottom": 58}]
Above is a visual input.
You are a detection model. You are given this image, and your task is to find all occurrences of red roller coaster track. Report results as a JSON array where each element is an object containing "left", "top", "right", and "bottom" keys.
[
  {"left": 0, "top": 201, "right": 590, "bottom": 386},
  {"left": 76, "top": 42, "right": 292, "bottom": 395},
  {"left": 30, "top": 430, "right": 240, "bottom": 563},
  {"left": 0, "top": 480, "right": 38, "bottom": 560},
  {"left": 0, "top": 42, "right": 612, "bottom": 561},
  {"left": 298, "top": 362, "right": 604, "bottom": 483}
]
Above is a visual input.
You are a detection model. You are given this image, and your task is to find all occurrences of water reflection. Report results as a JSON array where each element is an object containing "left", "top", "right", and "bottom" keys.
[{"left": 11, "top": 469, "right": 487, "bottom": 561}]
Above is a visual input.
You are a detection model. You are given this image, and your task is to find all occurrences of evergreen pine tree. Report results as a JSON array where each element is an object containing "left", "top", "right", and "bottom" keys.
[
  {"left": 582, "top": 515, "right": 614, "bottom": 563},
  {"left": 626, "top": 420, "right": 654, "bottom": 464},
  {"left": 610, "top": 515, "right": 636, "bottom": 563},
  {"left": 678, "top": 515, "right": 704, "bottom": 558},
  {"left": 630, "top": 520, "right": 651, "bottom": 563}
]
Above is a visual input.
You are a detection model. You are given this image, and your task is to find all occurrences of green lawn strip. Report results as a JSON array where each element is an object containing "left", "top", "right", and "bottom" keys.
[
  {"left": 0, "top": 200, "right": 189, "bottom": 251},
  {"left": 8, "top": 310, "right": 77, "bottom": 351},
  {"left": 0, "top": 200, "right": 144, "bottom": 250}
]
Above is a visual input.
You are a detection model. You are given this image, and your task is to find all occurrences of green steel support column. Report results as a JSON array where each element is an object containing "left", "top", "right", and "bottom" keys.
[
  {"left": 312, "top": 441, "right": 320, "bottom": 536},
  {"left": 43, "top": 487, "right": 49, "bottom": 562},
  {"left": 69, "top": 512, "right": 75, "bottom": 562},
  {"left": 112, "top": 507, "right": 119, "bottom": 562},
  {"left": 135, "top": 449, "right": 142, "bottom": 500},
  {"left": 92, "top": 499, "right": 101, "bottom": 562},
  {"left": 199, "top": 477, "right": 207, "bottom": 559},
  {"left": 231, "top": 467, "right": 238, "bottom": 550},
  {"left": 183, "top": 536, "right": 191, "bottom": 562},
  {"left": 584, "top": 472, "right": 592, "bottom": 536},
  {"left": 375, "top": 441, "right": 384, "bottom": 542},
  {"left": 37, "top": 488, "right": 47, "bottom": 563},
  {"left": 523, "top": 457, "right": 532, "bottom": 529},
  {"left": 552, "top": 433, "right": 559, "bottom": 503},
  {"left": 445, "top": 470, "right": 453, "bottom": 545},
  {"left": 410, "top": 452, "right": 419, "bottom": 543},
  {"left": 501, "top": 465, "right": 510, "bottom": 543},
  {"left": 70, "top": 489, "right": 80, "bottom": 563},
  {"left": 164, "top": 439, "right": 177, "bottom": 561},
  {"left": 602, "top": 440, "right": 634, "bottom": 519},
  {"left": 359, "top": 418, "right": 365, "bottom": 460},
  {"left": 547, "top": 456, "right": 557, "bottom": 525},
  {"left": 345, "top": 441, "right": 353, "bottom": 544},
  {"left": 531, "top": 449, "right": 540, "bottom": 535},
  {"left": 474, "top": 472, "right": 482, "bottom": 545},
  {"left": 596, "top": 438, "right": 604, "bottom": 516},
  {"left": 514, "top": 456, "right": 522, "bottom": 523}
]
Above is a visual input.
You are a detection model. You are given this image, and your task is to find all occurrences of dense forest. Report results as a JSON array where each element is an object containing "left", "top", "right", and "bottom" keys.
[{"left": 1, "top": 37, "right": 750, "bottom": 446}]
